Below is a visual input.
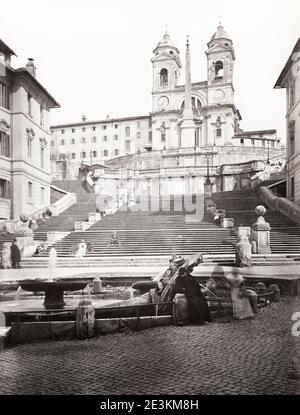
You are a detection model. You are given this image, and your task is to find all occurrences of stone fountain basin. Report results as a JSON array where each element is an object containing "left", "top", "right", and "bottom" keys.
[
  {"left": 19, "top": 279, "right": 87, "bottom": 292},
  {"left": 19, "top": 279, "right": 88, "bottom": 309}
]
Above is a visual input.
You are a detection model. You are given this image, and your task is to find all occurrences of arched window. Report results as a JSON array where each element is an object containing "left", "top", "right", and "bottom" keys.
[
  {"left": 181, "top": 97, "right": 202, "bottom": 111},
  {"left": 93, "top": 150, "right": 97, "bottom": 157},
  {"left": 160, "top": 68, "right": 168, "bottom": 86},
  {"left": 214, "top": 61, "right": 224, "bottom": 78},
  {"left": 125, "top": 126, "right": 130, "bottom": 137},
  {"left": 82, "top": 151, "right": 86, "bottom": 158}
]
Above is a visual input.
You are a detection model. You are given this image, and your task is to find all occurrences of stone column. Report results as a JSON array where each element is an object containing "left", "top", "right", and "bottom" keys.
[
  {"left": 173, "top": 293, "right": 189, "bottom": 325},
  {"left": 251, "top": 205, "right": 271, "bottom": 254},
  {"left": 76, "top": 299, "right": 95, "bottom": 339}
]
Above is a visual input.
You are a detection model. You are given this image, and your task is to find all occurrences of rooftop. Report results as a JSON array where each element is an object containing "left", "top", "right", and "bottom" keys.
[
  {"left": 51, "top": 114, "right": 150, "bottom": 129},
  {"left": 274, "top": 37, "right": 300, "bottom": 88},
  {"left": 0, "top": 38, "right": 17, "bottom": 56}
]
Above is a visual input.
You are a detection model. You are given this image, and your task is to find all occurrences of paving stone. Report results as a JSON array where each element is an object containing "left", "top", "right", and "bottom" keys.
[{"left": 0, "top": 297, "right": 299, "bottom": 394}]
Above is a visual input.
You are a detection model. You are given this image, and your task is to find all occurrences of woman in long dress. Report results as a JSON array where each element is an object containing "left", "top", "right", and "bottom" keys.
[{"left": 226, "top": 272, "right": 254, "bottom": 320}]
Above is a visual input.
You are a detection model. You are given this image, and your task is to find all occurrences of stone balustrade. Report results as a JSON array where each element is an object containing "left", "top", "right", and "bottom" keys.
[{"left": 259, "top": 186, "right": 300, "bottom": 224}]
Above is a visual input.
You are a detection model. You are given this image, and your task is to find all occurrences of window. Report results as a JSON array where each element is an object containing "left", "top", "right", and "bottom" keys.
[
  {"left": 102, "top": 125, "right": 107, "bottom": 130},
  {"left": 114, "top": 135, "right": 118, "bottom": 141},
  {"left": 114, "top": 124, "right": 118, "bottom": 129},
  {"left": 28, "top": 181, "right": 33, "bottom": 198},
  {"left": 114, "top": 149, "right": 119, "bottom": 156},
  {"left": 72, "top": 128, "right": 76, "bottom": 133},
  {"left": 92, "top": 136, "right": 97, "bottom": 143},
  {"left": 290, "top": 81, "right": 295, "bottom": 109},
  {"left": 59, "top": 153, "right": 65, "bottom": 160},
  {"left": 262, "top": 140, "right": 266, "bottom": 147},
  {"left": 82, "top": 151, "right": 86, "bottom": 158},
  {"left": 291, "top": 177, "right": 295, "bottom": 199},
  {"left": 125, "top": 127, "right": 130, "bottom": 137},
  {"left": 28, "top": 94, "right": 32, "bottom": 117},
  {"left": 214, "top": 61, "right": 224, "bottom": 78},
  {"left": 27, "top": 137, "right": 32, "bottom": 158},
  {"left": 137, "top": 121, "right": 141, "bottom": 129},
  {"left": 102, "top": 136, "right": 107, "bottom": 142},
  {"left": 0, "top": 132, "right": 10, "bottom": 157},
  {"left": 81, "top": 137, "right": 86, "bottom": 143},
  {"left": 240, "top": 138, "right": 244, "bottom": 146},
  {"left": 82, "top": 127, "right": 86, "bottom": 132},
  {"left": 41, "top": 187, "right": 45, "bottom": 205},
  {"left": 71, "top": 138, "right": 75, "bottom": 144},
  {"left": 137, "top": 132, "right": 141, "bottom": 139},
  {"left": 0, "top": 82, "right": 9, "bottom": 109},
  {"left": 60, "top": 139, "right": 65, "bottom": 145},
  {"left": 40, "top": 105, "right": 44, "bottom": 126},
  {"left": 161, "top": 133, "right": 166, "bottom": 142},
  {"left": 40, "top": 147, "right": 44, "bottom": 168},
  {"left": 148, "top": 131, "right": 152, "bottom": 143},
  {"left": 61, "top": 129, "right": 65, "bottom": 134},
  {"left": 104, "top": 150, "right": 108, "bottom": 157},
  {"left": 271, "top": 141, "right": 275, "bottom": 148},
  {"left": 93, "top": 150, "right": 97, "bottom": 157},
  {"left": 0, "top": 179, "right": 9, "bottom": 198},
  {"left": 71, "top": 152, "right": 76, "bottom": 159},
  {"left": 125, "top": 140, "right": 130, "bottom": 152},
  {"left": 92, "top": 126, "right": 96, "bottom": 131},
  {"left": 289, "top": 121, "right": 295, "bottom": 157},
  {"left": 216, "top": 128, "right": 222, "bottom": 138},
  {"left": 251, "top": 139, "right": 255, "bottom": 146},
  {"left": 181, "top": 97, "right": 202, "bottom": 111},
  {"left": 160, "top": 68, "right": 168, "bottom": 86}
]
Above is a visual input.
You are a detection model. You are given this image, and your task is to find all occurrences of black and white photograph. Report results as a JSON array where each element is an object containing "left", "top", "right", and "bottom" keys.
[{"left": 0, "top": 0, "right": 300, "bottom": 402}]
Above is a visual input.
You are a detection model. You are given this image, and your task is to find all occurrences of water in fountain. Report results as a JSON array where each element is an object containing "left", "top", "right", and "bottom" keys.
[
  {"left": 15, "top": 286, "right": 23, "bottom": 300},
  {"left": 48, "top": 247, "right": 57, "bottom": 280}
]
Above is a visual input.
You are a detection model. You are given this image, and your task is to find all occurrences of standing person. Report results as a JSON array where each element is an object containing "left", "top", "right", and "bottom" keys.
[
  {"left": 110, "top": 231, "right": 119, "bottom": 247},
  {"left": 11, "top": 238, "right": 21, "bottom": 269},
  {"left": 226, "top": 271, "right": 256, "bottom": 320}
]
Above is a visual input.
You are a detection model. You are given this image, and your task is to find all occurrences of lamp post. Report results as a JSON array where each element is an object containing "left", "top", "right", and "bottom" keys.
[
  {"left": 267, "top": 141, "right": 270, "bottom": 164},
  {"left": 205, "top": 151, "right": 211, "bottom": 185}
]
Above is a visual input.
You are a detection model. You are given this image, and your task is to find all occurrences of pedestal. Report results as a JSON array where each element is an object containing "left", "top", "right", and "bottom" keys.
[
  {"left": 44, "top": 286, "right": 65, "bottom": 309},
  {"left": 251, "top": 220, "right": 271, "bottom": 254},
  {"left": 173, "top": 293, "right": 189, "bottom": 325},
  {"left": 16, "top": 236, "right": 35, "bottom": 257},
  {"left": 235, "top": 226, "right": 252, "bottom": 267}
]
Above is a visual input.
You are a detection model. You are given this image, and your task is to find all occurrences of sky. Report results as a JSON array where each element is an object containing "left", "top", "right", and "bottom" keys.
[{"left": 1, "top": 0, "right": 299, "bottom": 140}]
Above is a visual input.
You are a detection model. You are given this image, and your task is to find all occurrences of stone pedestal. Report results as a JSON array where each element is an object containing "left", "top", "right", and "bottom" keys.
[
  {"left": 16, "top": 236, "right": 35, "bottom": 257},
  {"left": 76, "top": 300, "right": 95, "bottom": 339},
  {"left": 251, "top": 206, "right": 271, "bottom": 254},
  {"left": 235, "top": 227, "right": 252, "bottom": 267},
  {"left": 221, "top": 217, "right": 234, "bottom": 228},
  {"left": 92, "top": 277, "right": 102, "bottom": 294},
  {"left": 173, "top": 293, "right": 189, "bottom": 325}
]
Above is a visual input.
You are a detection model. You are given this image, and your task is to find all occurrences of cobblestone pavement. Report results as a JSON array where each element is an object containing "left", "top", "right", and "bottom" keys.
[{"left": 0, "top": 297, "right": 300, "bottom": 395}]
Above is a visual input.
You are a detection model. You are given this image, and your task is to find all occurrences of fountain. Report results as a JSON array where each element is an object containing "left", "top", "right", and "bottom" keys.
[{"left": 18, "top": 248, "right": 88, "bottom": 309}]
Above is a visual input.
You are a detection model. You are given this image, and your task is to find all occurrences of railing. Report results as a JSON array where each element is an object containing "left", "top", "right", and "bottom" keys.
[{"left": 259, "top": 186, "right": 300, "bottom": 224}]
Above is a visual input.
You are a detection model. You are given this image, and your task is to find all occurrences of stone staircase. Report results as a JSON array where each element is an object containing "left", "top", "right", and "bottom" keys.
[
  {"left": 17, "top": 189, "right": 300, "bottom": 268},
  {"left": 0, "top": 180, "right": 98, "bottom": 252}
]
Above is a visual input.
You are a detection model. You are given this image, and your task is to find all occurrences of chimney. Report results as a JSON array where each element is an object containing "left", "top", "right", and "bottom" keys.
[
  {"left": 26, "top": 58, "right": 36, "bottom": 77},
  {"left": 82, "top": 114, "right": 87, "bottom": 122}
]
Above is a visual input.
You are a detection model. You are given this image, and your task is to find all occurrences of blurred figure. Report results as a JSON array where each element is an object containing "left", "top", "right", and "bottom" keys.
[{"left": 11, "top": 238, "right": 21, "bottom": 268}]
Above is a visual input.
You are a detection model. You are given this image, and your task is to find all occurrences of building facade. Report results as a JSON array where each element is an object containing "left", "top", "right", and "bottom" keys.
[
  {"left": 0, "top": 38, "right": 59, "bottom": 220},
  {"left": 50, "top": 24, "right": 282, "bottom": 180},
  {"left": 275, "top": 37, "right": 300, "bottom": 205}
]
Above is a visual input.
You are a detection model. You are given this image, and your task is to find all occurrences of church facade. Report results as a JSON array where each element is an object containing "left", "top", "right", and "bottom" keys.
[{"left": 50, "top": 25, "right": 281, "bottom": 172}]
